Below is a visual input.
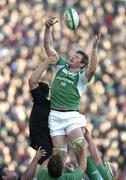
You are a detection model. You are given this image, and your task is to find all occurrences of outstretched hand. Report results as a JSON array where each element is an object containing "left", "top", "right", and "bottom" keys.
[
  {"left": 35, "top": 146, "right": 47, "bottom": 161},
  {"left": 93, "top": 32, "right": 101, "bottom": 49},
  {"left": 45, "top": 17, "right": 59, "bottom": 29}
]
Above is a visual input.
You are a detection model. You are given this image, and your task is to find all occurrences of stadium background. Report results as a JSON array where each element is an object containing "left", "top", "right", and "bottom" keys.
[{"left": 0, "top": 0, "right": 126, "bottom": 179}]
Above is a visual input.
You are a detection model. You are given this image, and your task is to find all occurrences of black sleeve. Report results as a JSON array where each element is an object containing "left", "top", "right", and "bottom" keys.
[{"left": 30, "top": 87, "right": 46, "bottom": 104}]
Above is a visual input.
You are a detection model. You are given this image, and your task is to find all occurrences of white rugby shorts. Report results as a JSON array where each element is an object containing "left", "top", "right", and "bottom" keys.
[{"left": 48, "top": 110, "right": 87, "bottom": 137}]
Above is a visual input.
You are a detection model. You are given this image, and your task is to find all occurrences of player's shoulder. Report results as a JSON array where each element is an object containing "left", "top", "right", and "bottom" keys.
[{"left": 57, "top": 55, "right": 68, "bottom": 66}]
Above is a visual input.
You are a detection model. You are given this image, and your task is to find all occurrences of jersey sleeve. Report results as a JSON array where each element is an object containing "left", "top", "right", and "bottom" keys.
[
  {"left": 86, "top": 156, "right": 103, "bottom": 180},
  {"left": 30, "top": 87, "right": 46, "bottom": 104},
  {"left": 97, "top": 163, "right": 112, "bottom": 180},
  {"left": 66, "top": 168, "right": 84, "bottom": 180},
  {"left": 79, "top": 69, "right": 88, "bottom": 84},
  {"left": 51, "top": 56, "right": 68, "bottom": 82},
  {"left": 77, "top": 69, "right": 88, "bottom": 97}
]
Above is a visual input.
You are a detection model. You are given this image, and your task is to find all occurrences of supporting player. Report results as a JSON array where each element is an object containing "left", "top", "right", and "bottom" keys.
[
  {"left": 84, "top": 128, "right": 118, "bottom": 180},
  {"left": 22, "top": 140, "right": 87, "bottom": 180}
]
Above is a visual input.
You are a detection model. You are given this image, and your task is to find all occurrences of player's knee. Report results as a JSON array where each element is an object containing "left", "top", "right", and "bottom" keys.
[
  {"left": 71, "top": 137, "right": 84, "bottom": 152},
  {"left": 53, "top": 145, "right": 67, "bottom": 157}
]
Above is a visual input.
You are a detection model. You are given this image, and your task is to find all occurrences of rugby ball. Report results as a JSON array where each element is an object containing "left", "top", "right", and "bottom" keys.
[{"left": 64, "top": 8, "right": 79, "bottom": 30}]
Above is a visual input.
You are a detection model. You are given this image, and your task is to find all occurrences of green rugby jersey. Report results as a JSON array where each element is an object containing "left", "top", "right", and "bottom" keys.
[
  {"left": 97, "top": 162, "right": 114, "bottom": 180},
  {"left": 86, "top": 156, "right": 103, "bottom": 180},
  {"left": 36, "top": 167, "right": 84, "bottom": 180},
  {"left": 86, "top": 156, "right": 114, "bottom": 180},
  {"left": 50, "top": 56, "right": 88, "bottom": 110}
]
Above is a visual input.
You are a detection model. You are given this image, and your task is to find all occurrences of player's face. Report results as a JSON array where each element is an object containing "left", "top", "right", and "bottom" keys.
[{"left": 69, "top": 53, "right": 83, "bottom": 68}]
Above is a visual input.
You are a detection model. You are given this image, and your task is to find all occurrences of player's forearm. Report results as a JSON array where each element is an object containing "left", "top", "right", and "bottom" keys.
[
  {"left": 90, "top": 48, "right": 98, "bottom": 71},
  {"left": 44, "top": 28, "right": 53, "bottom": 56},
  {"left": 22, "top": 156, "right": 38, "bottom": 180},
  {"left": 29, "top": 61, "right": 49, "bottom": 84},
  {"left": 86, "top": 48, "right": 97, "bottom": 82},
  {"left": 86, "top": 137, "right": 102, "bottom": 166}
]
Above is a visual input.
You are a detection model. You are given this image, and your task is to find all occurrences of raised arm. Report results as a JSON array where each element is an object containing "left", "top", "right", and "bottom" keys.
[
  {"left": 29, "top": 55, "right": 57, "bottom": 90},
  {"left": 84, "top": 128, "right": 102, "bottom": 166},
  {"left": 86, "top": 33, "right": 101, "bottom": 82},
  {"left": 22, "top": 147, "right": 47, "bottom": 180},
  {"left": 44, "top": 17, "right": 59, "bottom": 56}
]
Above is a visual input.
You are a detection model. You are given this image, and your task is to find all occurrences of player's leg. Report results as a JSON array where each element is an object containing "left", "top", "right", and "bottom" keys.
[
  {"left": 67, "top": 127, "right": 85, "bottom": 151},
  {"left": 48, "top": 110, "right": 68, "bottom": 156},
  {"left": 51, "top": 135, "right": 67, "bottom": 156},
  {"left": 67, "top": 127, "right": 87, "bottom": 171},
  {"left": 65, "top": 111, "right": 87, "bottom": 151},
  {"left": 64, "top": 111, "right": 87, "bottom": 170}
]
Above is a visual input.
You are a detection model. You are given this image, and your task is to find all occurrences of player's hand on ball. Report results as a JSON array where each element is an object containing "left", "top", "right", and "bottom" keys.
[
  {"left": 93, "top": 32, "right": 101, "bottom": 49},
  {"left": 45, "top": 17, "right": 59, "bottom": 29}
]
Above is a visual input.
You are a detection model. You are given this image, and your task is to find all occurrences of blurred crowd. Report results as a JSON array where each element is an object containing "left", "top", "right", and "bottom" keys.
[{"left": 0, "top": 0, "right": 126, "bottom": 179}]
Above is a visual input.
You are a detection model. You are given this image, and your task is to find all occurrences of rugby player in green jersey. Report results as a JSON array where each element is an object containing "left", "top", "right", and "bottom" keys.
[
  {"left": 44, "top": 17, "right": 101, "bottom": 161},
  {"left": 84, "top": 128, "right": 118, "bottom": 180}
]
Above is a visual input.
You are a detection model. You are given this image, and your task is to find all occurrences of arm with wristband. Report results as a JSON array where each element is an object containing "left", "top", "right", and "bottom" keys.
[
  {"left": 85, "top": 33, "right": 101, "bottom": 82},
  {"left": 44, "top": 17, "right": 59, "bottom": 57}
]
